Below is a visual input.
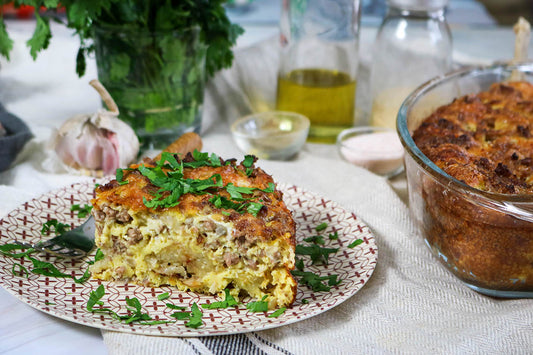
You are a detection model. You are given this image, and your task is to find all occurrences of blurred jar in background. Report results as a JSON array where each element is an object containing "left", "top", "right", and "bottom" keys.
[
  {"left": 276, "top": 0, "right": 361, "bottom": 143},
  {"left": 369, "top": 0, "right": 452, "bottom": 129}
]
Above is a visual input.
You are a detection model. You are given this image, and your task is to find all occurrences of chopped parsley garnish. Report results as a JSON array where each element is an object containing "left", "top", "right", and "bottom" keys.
[
  {"left": 348, "top": 239, "right": 364, "bottom": 248},
  {"left": 115, "top": 168, "right": 131, "bottom": 185},
  {"left": 328, "top": 231, "right": 339, "bottom": 240},
  {"left": 303, "top": 235, "right": 325, "bottom": 245},
  {"left": 166, "top": 303, "right": 187, "bottom": 310},
  {"left": 295, "top": 258, "right": 305, "bottom": 271},
  {"left": 41, "top": 219, "right": 70, "bottom": 235},
  {"left": 291, "top": 271, "right": 341, "bottom": 292},
  {"left": 242, "top": 155, "right": 256, "bottom": 176},
  {"left": 301, "top": 299, "right": 309, "bottom": 304},
  {"left": 315, "top": 222, "right": 328, "bottom": 232},
  {"left": 170, "top": 311, "right": 191, "bottom": 320},
  {"left": 291, "top": 221, "right": 343, "bottom": 294},
  {"left": 3, "top": 218, "right": 104, "bottom": 282},
  {"left": 70, "top": 204, "right": 93, "bottom": 218},
  {"left": 87, "top": 248, "right": 104, "bottom": 265},
  {"left": 186, "top": 303, "right": 204, "bottom": 328},
  {"left": 246, "top": 295, "right": 269, "bottom": 312},
  {"left": 169, "top": 303, "right": 204, "bottom": 328},
  {"left": 115, "top": 151, "right": 273, "bottom": 217},
  {"left": 2, "top": 244, "right": 90, "bottom": 283},
  {"left": 30, "top": 257, "right": 88, "bottom": 283},
  {"left": 0, "top": 244, "right": 36, "bottom": 258},
  {"left": 12, "top": 263, "right": 29, "bottom": 278},
  {"left": 87, "top": 285, "right": 171, "bottom": 325},
  {"left": 158, "top": 292, "right": 170, "bottom": 301},
  {"left": 268, "top": 307, "right": 286, "bottom": 318},
  {"left": 295, "top": 244, "right": 338, "bottom": 265},
  {"left": 201, "top": 288, "right": 238, "bottom": 309}
]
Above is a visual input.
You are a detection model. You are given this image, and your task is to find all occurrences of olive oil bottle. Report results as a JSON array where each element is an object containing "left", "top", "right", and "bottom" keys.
[{"left": 276, "top": 68, "right": 356, "bottom": 143}]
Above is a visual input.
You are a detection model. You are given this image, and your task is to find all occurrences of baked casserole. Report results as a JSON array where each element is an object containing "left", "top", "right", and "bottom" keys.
[
  {"left": 401, "top": 72, "right": 533, "bottom": 296},
  {"left": 90, "top": 151, "right": 297, "bottom": 308}
]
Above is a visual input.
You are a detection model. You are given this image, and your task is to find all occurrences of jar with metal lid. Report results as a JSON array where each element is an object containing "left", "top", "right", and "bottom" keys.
[{"left": 369, "top": 0, "right": 452, "bottom": 129}]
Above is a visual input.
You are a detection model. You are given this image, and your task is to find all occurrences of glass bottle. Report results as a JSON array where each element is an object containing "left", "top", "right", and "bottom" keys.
[
  {"left": 369, "top": 0, "right": 452, "bottom": 129},
  {"left": 276, "top": 0, "right": 361, "bottom": 143}
]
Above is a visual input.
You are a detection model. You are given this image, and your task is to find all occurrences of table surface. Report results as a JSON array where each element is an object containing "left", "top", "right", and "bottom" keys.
[{"left": 0, "top": 7, "right": 530, "bottom": 355}]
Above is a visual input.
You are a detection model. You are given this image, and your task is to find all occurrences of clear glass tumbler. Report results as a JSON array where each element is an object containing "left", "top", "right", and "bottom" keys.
[{"left": 276, "top": 0, "right": 361, "bottom": 143}]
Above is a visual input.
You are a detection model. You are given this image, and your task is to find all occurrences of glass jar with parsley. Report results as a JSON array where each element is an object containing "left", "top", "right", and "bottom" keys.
[
  {"left": 93, "top": 25, "right": 206, "bottom": 151},
  {"left": 0, "top": 0, "right": 243, "bottom": 152}
]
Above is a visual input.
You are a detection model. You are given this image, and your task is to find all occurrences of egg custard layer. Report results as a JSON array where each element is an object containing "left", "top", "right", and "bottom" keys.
[{"left": 90, "top": 152, "right": 297, "bottom": 309}]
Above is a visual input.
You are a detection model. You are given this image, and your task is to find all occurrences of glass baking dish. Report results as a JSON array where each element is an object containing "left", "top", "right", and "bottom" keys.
[{"left": 397, "top": 62, "right": 533, "bottom": 298}]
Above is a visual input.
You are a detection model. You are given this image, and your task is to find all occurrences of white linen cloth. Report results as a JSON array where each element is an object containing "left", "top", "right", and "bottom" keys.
[{"left": 1, "top": 24, "right": 532, "bottom": 354}]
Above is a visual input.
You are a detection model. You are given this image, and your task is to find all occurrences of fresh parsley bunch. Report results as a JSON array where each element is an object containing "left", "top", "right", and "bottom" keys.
[{"left": 0, "top": 0, "right": 243, "bottom": 78}]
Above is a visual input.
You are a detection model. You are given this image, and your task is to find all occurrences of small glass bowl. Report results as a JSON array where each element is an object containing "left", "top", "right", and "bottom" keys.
[
  {"left": 337, "top": 126, "right": 404, "bottom": 177},
  {"left": 231, "top": 111, "right": 310, "bottom": 160},
  {"left": 398, "top": 62, "right": 533, "bottom": 298}
]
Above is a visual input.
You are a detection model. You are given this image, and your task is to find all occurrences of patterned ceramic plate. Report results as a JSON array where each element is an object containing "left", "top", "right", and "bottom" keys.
[{"left": 0, "top": 182, "right": 377, "bottom": 336}]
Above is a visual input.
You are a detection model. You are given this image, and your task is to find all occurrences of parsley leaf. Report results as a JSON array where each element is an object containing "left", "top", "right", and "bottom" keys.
[
  {"left": 87, "top": 248, "right": 104, "bottom": 265},
  {"left": 26, "top": 14, "right": 52, "bottom": 60},
  {"left": 303, "top": 235, "right": 325, "bottom": 245},
  {"left": 41, "top": 219, "right": 70, "bottom": 235},
  {"left": 87, "top": 285, "right": 172, "bottom": 325},
  {"left": 116, "top": 168, "right": 131, "bottom": 185},
  {"left": 158, "top": 292, "right": 170, "bottom": 301},
  {"left": 328, "top": 231, "right": 339, "bottom": 240},
  {"left": 295, "top": 244, "right": 339, "bottom": 265},
  {"left": 295, "top": 258, "right": 305, "bottom": 271},
  {"left": 30, "top": 257, "right": 73, "bottom": 279},
  {"left": 268, "top": 307, "right": 286, "bottom": 318},
  {"left": 291, "top": 270, "right": 341, "bottom": 292},
  {"left": 242, "top": 155, "right": 255, "bottom": 168},
  {"left": 185, "top": 303, "right": 203, "bottom": 328},
  {"left": 71, "top": 204, "right": 93, "bottom": 218},
  {"left": 166, "top": 303, "right": 186, "bottom": 310},
  {"left": 87, "top": 284, "right": 107, "bottom": 312},
  {"left": 170, "top": 312, "right": 191, "bottom": 320},
  {"left": 0, "top": 20, "right": 13, "bottom": 60},
  {"left": 201, "top": 289, "right": 238, "bottom": 309},
  {"left": 246, "top": 295, "right": 269, "bottom": 312},
  {"left": 315, "top": 222, "right": 328, "bottom": 232},
  {"left": 348, "top": 239, "right": 364, "bottom": 248},
  {"left": 0, "top": 244, "right": 36, "bottom": 258},
  {"left": 12, "top": 263, "right": 29, "bottom": 278},
  {"left": 246, "top": 202, "right": 264, "bottom": 216}
]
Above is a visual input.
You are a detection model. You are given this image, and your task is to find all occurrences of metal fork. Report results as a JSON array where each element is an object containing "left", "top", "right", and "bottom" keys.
[{"left": 15, "top": 216, "right": 96, "bottom": 259}]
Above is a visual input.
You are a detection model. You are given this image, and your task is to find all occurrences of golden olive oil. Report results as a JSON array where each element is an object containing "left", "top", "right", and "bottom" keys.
[{"left": 276, "top": 68, "right": 356, "bottom": 143}]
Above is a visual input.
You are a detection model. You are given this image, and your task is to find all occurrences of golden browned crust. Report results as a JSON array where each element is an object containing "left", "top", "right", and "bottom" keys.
[
  {"left": 93, "top": 154, "right": 296, "bottom": 247},
  {"left": 413, "top": 81, "right": 533, "bottom": 194}
]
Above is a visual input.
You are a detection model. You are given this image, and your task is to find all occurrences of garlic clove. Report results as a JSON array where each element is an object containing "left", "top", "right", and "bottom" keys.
[{"left": 50, "top": 80, "right": 140, "bottom": 176}]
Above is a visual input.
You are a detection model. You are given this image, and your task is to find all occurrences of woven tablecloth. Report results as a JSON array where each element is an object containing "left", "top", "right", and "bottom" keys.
[{"left": 0, "top": 30, "right": 532, "bottom": 354}]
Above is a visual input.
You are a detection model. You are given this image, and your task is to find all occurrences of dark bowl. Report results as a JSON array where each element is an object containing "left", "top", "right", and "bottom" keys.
[{"left": 0, "top": 104, "right": 33, "bottom": 172}]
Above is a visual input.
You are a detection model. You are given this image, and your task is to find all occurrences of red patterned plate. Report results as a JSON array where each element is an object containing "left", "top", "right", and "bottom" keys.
[{"left": 0, "top": 182, "right": 377, "bottom": 336}]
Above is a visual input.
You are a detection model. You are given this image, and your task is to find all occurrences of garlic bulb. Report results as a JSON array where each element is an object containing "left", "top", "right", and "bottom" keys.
[{"left": 51, "top": 80, "right": 139, "bottom": 176}]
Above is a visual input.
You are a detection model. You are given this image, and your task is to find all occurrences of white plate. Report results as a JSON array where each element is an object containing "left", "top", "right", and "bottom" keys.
[{"left": 0, "top": 182, "right": 377, "bottom": 336}]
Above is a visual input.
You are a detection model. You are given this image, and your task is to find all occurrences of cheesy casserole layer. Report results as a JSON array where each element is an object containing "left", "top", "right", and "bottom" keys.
[{"left": 90, "top": 153, "right": 297, "bottom": 309}]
